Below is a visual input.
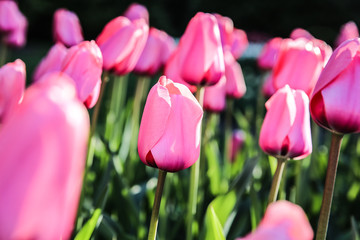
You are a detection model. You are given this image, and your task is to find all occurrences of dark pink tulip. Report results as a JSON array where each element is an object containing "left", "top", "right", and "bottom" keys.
[
  {"left": 138, "top": 76, "right": 203, "bottom": 172},
  {"left": 134, "top": 27, "right": 176, "bottom": 76},
  {"left": 33, "top": 43, "right": 68, "bottom": 82},
  {"left": 290, "top": 28, "right": 314, "bottom": 40},
  {"left": 259, "top": 85, "right": 312, "bottom": 160},
  {"left": 334, "top": 21, "right": 359, "bottom": 48},
  {"left": 123, "top": 2, "right": 149, "bottom": 24},
  {"left": 0, "top": 73, "right": 89, "bottom": 239},
  {"left": 203, "top": 76, "right": 226, "bottom": 112},
  {"left": 272, "top": 38, "right": 324, "bottom": 96},
  {"left": 230, "top": 129, "right": 245, "bottom": 162},
  {"left": 172, "top": 12, "right": 224, "bottom": 86},
  {"left": 257, "top": 37, "right": 283, "bottom": 70},
  {"left": 224, "top": 50, "right": 246, "bottom": 98},
  {"left": 0, "top": 1, "right": 22, "bottom": 32},
  {"left": 60, "top": 40, "right": 103, "bottom": 108},
  {"left": 237, "top": 201, "right": 313, "bottom": 240},
  {"left": 310, "top": 38, "right": 360, "bottom": 134},
  {"left": 53, "top": 8, "right": 84, "bottom": 47},
  {"left": 0, "top": 59, "right": 26, "bottom": 123},
  {"left": 96, "top": 16, "right": 149, "bottom": 75},
  {"left": 230, "top": 28, "right": 249, "bottom": 59}
]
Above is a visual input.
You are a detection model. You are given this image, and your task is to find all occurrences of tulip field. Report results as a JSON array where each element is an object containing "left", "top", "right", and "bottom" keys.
[{"left": 1, "top": 1, "right": 360, "bottom": 240}]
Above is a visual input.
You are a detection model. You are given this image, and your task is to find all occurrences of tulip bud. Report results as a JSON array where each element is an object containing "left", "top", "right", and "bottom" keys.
[
  {"left": 96, "top": 16, "right": 149, "bottom": 75},
  {"left": 170, "top": 12, "right": 225, "bottom": 86},
  {"left": 224, "top": 50, "right": 246, "bottom": 98},
  {"left": 310, "top": 38, "right": 360, "bottom": 134},
  {"left": 335, "top": 21, "right": 359, "bottom": 48},
  {"left": 138, "top": 76, "right": 203, "bottom": 172},
  {"left": 259, "top": 85, "right": 312, "bottom": 160},
  {"left": 0, "top": 73, "right": 89, "bottom": 239},
  {"left": 0, "top": 59, "right": 26, "bottom": 123},
  {"left": 257, "top": 37, "right": 283, "bottom": 70},
  {"left": 290, "top": 28, "right": 314, "bottom": 40},
  {"left": 237, "top": 201, "right": 313, "bottom": 240},
  {"left": 123, "top": 2, "right": 149, "bottom": 24},
  {"left": 203, "top": 76, "right": 226, "bottom": 112},
  {"left": 53, "top": 8, "right": 84, "bottom": 47}
]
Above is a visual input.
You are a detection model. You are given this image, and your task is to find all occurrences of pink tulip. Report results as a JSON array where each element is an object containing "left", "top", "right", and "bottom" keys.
[
  {"left": 0, "top": 1, "right": 22, "bottom": 32},
  {"left": 230, "top": 28, "right": 249, "bottom": 59},
  {"left": 33, "top": 43, "right": 68, "bottom": 82},
  {"left": 237, "top": 201, "right": 313, "bottom": 240},
  {"left": 259, "top": 85, "right": 312, "bottom": 160},
  {"left": 262, "top": 73, "right": 276, "bottom": 98},
  {"left": 272, "top": 38, "right": 324, "bottom": 96},
  {"left": 170, "top": 12, "right": 224, "bottom": 86},
  {"left": 203, "top": 75, "right": 226, "bottom": 112},
  {"left": 134, "top": 27, "right": 176, "bottom": 76},
  {"left": 257, "top": 37, "right": 283, "bottom": 70},
  {"left": 224, "top": 50, "right": 246, "bottom": 98},
  {"left": 310, "top": 38, "right": 360, "bottom": 134},
  {"left": 123, "top": 2, "right": 149, "bottom": 24},
  {"left": 53, "top": 8, "right": 84, "bottom": 47},
  {"left": 138, "top": 76, "right": 203, "bottom": 172},
  {"left": 334, "top": 21, "right": 359, "bottom": 48},
  {"left": 0, "top": 73, "right": 89, "bottom": 239},
  {"left": 60, "top": 40, "right": 103, "bottom": 108},
  {"left": 290, "top": 28, "right": 314, "bottom": 40},
  {"left": 96, "top": 16, "right": 149, "bottom": 75},
  {"left": 230, "top": 129, "right": 245, "bottom": 162},
  {"left": 0, "top": 59, "right": 26, "bottom": 123},
  {"left": 214, "top": 13, "right": 234, "bottom": 48}
]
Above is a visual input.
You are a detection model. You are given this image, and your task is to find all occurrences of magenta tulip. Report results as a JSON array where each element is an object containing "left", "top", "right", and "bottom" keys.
[
  {"left": 168, "top": 12, "right": 224, "bottom": 86},
  {"left": 259, "top": 85, "right": 312, "bottom": 160},
  {"left": 53, "top": 8, "right": 84, "bottom": 47},
  {"left": 230, "top": 129, "right": 245, "bottom": 162},
  {"left": 257, "top": 37, "right": 283, "bottom": 70},
  {"left": 96, "top": 16, "right": 148, "bottom": 75},
  {"left": 123, "top": 2, "right": 149, "bottom": 24},
  {"left": 203, "top": 75, "right": 226, "bottom": 112},
  {"left": 272, "top": 38, "right": 324, "bottom": 96},
  {"left": 310, "top": 38, "right": 360, "bottom": 134},
  {"left": 290, "top": 28, "right": 314, "bottom": 40},
  {"left": 33, "top": 43, "right": 68, "bottom": 82},
  {"left": 237, "top": 201, "right": 313, "bottom": 240},
  {"left": 214, "top": 14, "right": 234, "bottom": 48},
  {"left": 0, "top": 1, "right": 22, "bottom": 32},
  {"left": 3, "top": 11, "right": 27, "bottom": 48},
  {"left": 230, "top": 28, "right": 249, "bottom": 59},
  {"left": 334, "top": 21, "right": 359, "bottom": 48},
  {"left": 134, "top": 27, "right": 176, "bottom": 76},
  {"left": 0, "top": 73, "right": 89, "bottom": 239},
  {"left": 138, "top": 76, "right": 203, "bottom": 172},
  {"left": 0, "top": 59, "right": 26, "bottom": 123},
  {"left": 224, "top": 50, "right": 246, "bottom": 98}
]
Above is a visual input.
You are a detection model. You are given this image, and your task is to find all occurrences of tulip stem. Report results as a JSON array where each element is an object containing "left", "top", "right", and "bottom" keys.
[
  {"left": 268, "top": 157, "right": 287, "bottom": 204},
  {"left": 316, "top": 133, "right": 343, "bottom": 240},
  {"left": 186, "top": 86, "right": 204, "bottom": 240},
  {"left": 148, "top": 170, "right": 167, "bottom": 240},
  {"left": 90, "top": 71, "right": 109, "bottom": 135}
]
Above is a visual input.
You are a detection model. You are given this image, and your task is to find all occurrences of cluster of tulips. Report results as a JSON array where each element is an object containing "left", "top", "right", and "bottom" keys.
[{"left": 1, "top": 0, "right": 360, "bottom": 239}]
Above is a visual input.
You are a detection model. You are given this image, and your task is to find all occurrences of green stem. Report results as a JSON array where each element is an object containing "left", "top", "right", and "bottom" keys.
[
  {"left": 268, "top": 157, "right": 287, "bottom": 204},
  {"left": 223, "top": 98, "right": 234, "bottom": 182},
  {"left": 316, "top": 133, "right": 343, "bottom": 240},
  {"left": 148, "top": 170, "right": 167, "bottom": 240},
  {"left": 90, "top": 71, "right": 110, "bottom": 135},
  {"left": 0, "top": 41, "right": 7, "bottom": 66},
  {"left": 186, "top": 86, "right": 204, "bottom": 240}
]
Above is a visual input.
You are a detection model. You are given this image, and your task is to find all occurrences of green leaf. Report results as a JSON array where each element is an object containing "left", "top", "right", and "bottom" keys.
[
  {"left": 74, "top": 208, "right": 102, "bottom": 240},
  {"left": 202, "top": 205, "right": 226, "bottom": 240}
]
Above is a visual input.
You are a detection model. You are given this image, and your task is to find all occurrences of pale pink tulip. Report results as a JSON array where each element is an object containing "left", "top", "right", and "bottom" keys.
[
  {"left": 96, "top": 16, "right": 149, "bottom": 75},
  {"left": 33, "top": 43, "right": 68, "bottom": 82},
  {"left": 334, "top": 21, "right": 359, "bottom": 48},
  {"left": 310, "top": 38, "right": 360, "bottom": 134},
  {"left": 237, "top": 201, "right": 313, "bottom": 240},
  {"left": 170, "top": 12, "right": 224, "bottom": 86},
  {"left": 203, "top": 75, "right": 226, "bottom": 112},
  {"left": 53, "top": 8, "right": 84, "bottom": 47},
  {"left": 138, "top": 76, "right": 203, "bottom": 172},
  {"left": 123, "top": 2, "right": 149, "bottom": 24},
  {"left": 257, "top": 37, "right": 283, "bottom": 70},
  {"left": 0, "top": 73, "right": 89, "bottom": 239},
  {"left": 224, "top": 50, "right": 246, "bottom": 98},
  {"left": 0, "top": 59, "right": 26, "bottom": 123},
  {"left": 259, "top": 85, "right": 312, "bottom": 160}
]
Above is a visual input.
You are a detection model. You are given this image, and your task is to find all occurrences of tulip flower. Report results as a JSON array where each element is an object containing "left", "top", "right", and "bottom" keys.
[
  {"left": 230, "top": 28, "right": 249, "bottom": 59},
  {"left": 257, "top": 37, "right": 283, "bottom": 70},
  {"left": 0, "top": 73, "right": 89, "bottom": 239},
  {"left": 3, "top": 11, "right": 27, "bottom": 48},
  {"left": 224, "top": 50, "right": 246, "bottom": 98},
  {"left": 123, "top": 2, "right": 149, "bottom": 24},
  {"left": 262, "top": 73, "right": 276, "bottom": 98},
  {"left": 53, "top": 8, "right": 84, "bottom": 47},
  {"left": 138, "top": 76, "right": 203, "bottom": 172},
  {"left": 214, "top": 14, "right": 234, "bottom": 48},
  {"left": 96, "top": 16, "right": 148, "bottom": 75},
  {"left": 0, "top": 59, "right": 26, "bottom": 123},
  {"left": 237, "top": 201, "right": 313, "bottom": 240},
  {"left": 290, "top": 28, "right": 314, "bottom": 40},
  {"left": 203, "top": 75, "right": 226, "bottom": 112},
  {"left": 334, "top": 21, "right": 359, "bottom": 48},
  {"left": 0, "top": 1, "right": 22, "bottom": 33},
  {"left": 134, "top": 27, "right": 176, "bottom": 76},
  {"left": 230, "top": 129, "right": 245, "bottom": 162},
  {"left": 33, "top": 43, "right": 68, "bottom": 82},
  {"left": 272, "top": 38, "right": 324, "bottom": 96},
  {"left": 168, "top": 12, "right": 224, "bottom": 86}
]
